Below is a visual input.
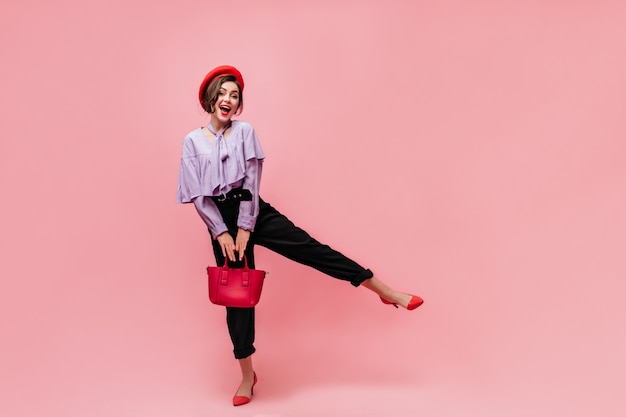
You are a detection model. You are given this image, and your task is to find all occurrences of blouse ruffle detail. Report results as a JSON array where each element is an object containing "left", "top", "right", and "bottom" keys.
[{"left": 176, "top": 121, "right": 265, "bottom": 204}]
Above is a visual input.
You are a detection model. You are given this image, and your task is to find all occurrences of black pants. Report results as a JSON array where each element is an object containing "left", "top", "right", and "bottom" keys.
[{"left": 211, "top": 198, "right": 373, "bottom": 359}]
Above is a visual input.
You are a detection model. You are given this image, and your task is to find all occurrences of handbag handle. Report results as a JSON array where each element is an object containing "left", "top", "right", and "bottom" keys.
[
  {"left": 219, "top": 255, "right": 251, "bottom": 287},
  {"left": 219, "top": 255, "right": 251, "bottom": 271}
]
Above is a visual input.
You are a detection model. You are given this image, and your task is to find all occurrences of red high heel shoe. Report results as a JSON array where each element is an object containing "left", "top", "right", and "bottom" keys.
[
  {"left": 233, "top": 372, "right": 257, "bottom": 406},
  {"left": 380, "top": 295, "right": 423, "bottom": 310}
]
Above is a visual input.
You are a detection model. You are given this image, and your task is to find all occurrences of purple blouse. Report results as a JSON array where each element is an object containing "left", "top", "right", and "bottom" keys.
[{"left": 176, "top": 120, "right": 265, "bottom": 237}]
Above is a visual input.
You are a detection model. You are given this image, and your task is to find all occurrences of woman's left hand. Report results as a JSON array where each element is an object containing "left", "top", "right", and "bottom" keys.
[{"left": 235, "top": 228, "right": 251, "bottom": 260}]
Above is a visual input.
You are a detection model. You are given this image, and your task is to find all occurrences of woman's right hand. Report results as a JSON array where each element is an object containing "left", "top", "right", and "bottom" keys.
[{"left": 216, "top": 232, "right": 237, "bottom": 262}]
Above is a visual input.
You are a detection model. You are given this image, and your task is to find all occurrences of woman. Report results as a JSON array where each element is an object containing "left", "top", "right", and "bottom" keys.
[{"left": 176, "top": 65, "right": 423, "bottom": 406}]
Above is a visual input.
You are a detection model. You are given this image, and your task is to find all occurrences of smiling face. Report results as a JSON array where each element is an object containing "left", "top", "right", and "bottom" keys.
[
  {"left": 212, "top": 81, "right": 240, "bottom": 124},
  {"left": 201, "top": 75, "right": 244, "bottom": 120}
]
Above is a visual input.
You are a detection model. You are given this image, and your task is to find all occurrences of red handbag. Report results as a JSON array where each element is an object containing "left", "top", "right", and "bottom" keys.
[{"left": 207, "top": 256, "right": 266, "bottom": 308}]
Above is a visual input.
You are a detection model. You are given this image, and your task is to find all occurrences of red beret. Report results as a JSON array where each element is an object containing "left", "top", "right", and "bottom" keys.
[{"left": 198, "top": 65, "right": 245, "bottom": 104}]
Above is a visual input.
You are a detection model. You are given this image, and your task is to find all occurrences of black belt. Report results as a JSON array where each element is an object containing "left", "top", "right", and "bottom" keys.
[{"left": 211, "top": 188, "right": 253, "bottom": 204}]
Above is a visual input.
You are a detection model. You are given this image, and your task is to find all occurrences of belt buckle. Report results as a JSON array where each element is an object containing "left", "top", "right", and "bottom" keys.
[{"left": 217, "top": 194, "right": 227, "bottom": 202}]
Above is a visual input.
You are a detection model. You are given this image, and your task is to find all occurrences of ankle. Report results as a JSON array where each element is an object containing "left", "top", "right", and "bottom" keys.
[{"left": 387, "top": 291, "right": 412, "bottom": 308}]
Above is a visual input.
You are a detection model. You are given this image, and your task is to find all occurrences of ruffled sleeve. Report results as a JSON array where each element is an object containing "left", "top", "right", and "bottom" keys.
[
  {"left": 241, "top": 122, "right": 265, "bottom": 161},
  {"left": 236, "top": 122, "right": 265, "bottom": 231},
  {"left": 176, "top": 136, "right": 202, "bottom": 203}
]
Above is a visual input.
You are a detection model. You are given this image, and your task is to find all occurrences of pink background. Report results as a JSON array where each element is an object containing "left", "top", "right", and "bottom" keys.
[{"left": 2, "top": 1, "right": 625, "bottom": 416}]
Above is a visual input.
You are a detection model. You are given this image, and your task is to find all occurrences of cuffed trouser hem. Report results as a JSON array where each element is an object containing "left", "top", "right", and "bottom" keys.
[
  {"left": 350, "top": 268, "right": 374, "bottom": 287},
  {"left": 233, "top": 346, "right": 256, "bottom": 360}
]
